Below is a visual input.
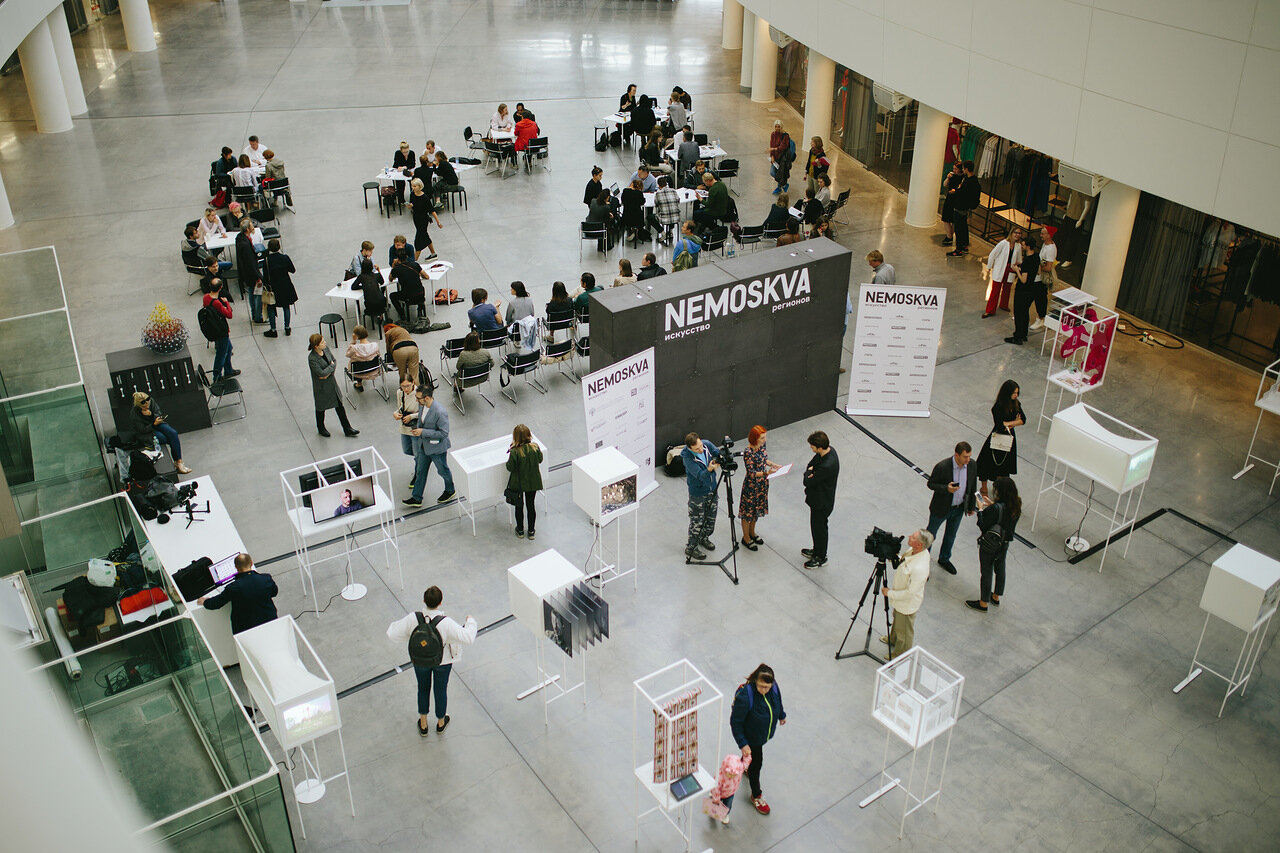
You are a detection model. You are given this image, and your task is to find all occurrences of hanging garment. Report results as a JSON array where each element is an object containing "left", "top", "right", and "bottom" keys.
[{"left": 1223, "top": 240, "right": 1260, "bottom": 303}]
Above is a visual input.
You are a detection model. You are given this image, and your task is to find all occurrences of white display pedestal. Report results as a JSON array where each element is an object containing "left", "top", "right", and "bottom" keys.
[
  {"left": 1233, "top": 358, "right": 1280, "bottom": 495},
  {"left": 1039, "top": 285, "right": 1098, "bottom": 354},
  {"left": 572, "top": 447, "right": 640, "bottom": 589},
  {"left": 507, "top": 549, "right": 587, "bottom": 724},
  {"left": 860, "top": 647, "right": 964, "bottom": 838},
  {"left": 279, "top": 449, "right": 403, "bottom": 613},
  {"left": 1037, "top": 301, "right": 1118, "bottom": 432},
  {"left": 1173, "top": 544, "right": 1280, "bottom": 717},
  {"left": 1032, "top": 404, "right": 1158, "bottom": 572},
  {"left": 143, "top": 475, "right": 244, "bottom": 666},
  {"left": 448, "top": 431, "right": 549, "bottom": 536},
  {"left": 632, "top": 660, "right": 723, "bottom": 853},
  {"left": 235, "top": 616, "right": 354, "bottom": 838}
]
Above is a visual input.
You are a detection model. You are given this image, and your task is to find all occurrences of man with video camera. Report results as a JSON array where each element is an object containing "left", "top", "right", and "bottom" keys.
[
  {"left": 681, "top": 432, "right": 721, "bottom": 560},
  {"left": 881, "top": 530, "right": 933, "bottom": 659}
]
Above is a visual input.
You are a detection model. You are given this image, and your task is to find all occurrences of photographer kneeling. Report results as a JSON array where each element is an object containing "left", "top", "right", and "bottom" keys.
[
  {"left": 131, "top": 392, "right": 192, "bottom": 475},
  {"left": 881, "top": 530, "right": 932, "bottom": 659},
  {"left": 681, "top": 432, "right": 721, "bottom": 561}
]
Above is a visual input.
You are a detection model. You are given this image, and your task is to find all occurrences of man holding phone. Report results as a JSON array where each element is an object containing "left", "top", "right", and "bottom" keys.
[{"left": 925, "top": 441, "right": 977, "bottom": 574}]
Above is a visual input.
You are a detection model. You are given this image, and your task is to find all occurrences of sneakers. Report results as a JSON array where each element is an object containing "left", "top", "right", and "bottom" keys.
[
  {"left": 263, "top": 329, "right": 278, "bottom": 338},
  {"left": 946, "top": 249, "right": 967, "bottom": 257},
  {"left": 700, "top": 539, "right": 716, "bottom": 552},
  {"left": 721, "top": 813, "right": 731, "bottom": 825},
  {"left": 1029, "top": 319, "right": 1044, "bottom": 331},
  {"left": 941, "top": 237, "right": 953, "bottom": 246},
  {"left": 771, "top": 186, "right": 782, "bottom": 195},
  {"left": 989, "top": 595, "right": 1001, "bottom": 606},
  {"left": 527, "top": 530, "right": 536, "bottom": 540},
  {"left": 685, "top": 547, "right": 706, "bottom": 561},
  {"left": 800, "top": 548, "right": 814, "bottom": 558},
  {"left": 515, "top": 528, "right": 525, "bottom": 538},
  {"left": 424, "top": 253, "right": 439, "bottom": 261},
  {"left": 437, "top": 490, "right": 455, "bottom": 503},
  {"left": 803, "top": 556, "right": 828, "bottom": 569},
  {"left": 226, "top": 369, "right": 242, "bottom": 377},
  {"left": 403, "top": 496, "right": 422, "bottom": 507},
  {"left": 752, "top": 796, "right": 770, "bottom": 815}
]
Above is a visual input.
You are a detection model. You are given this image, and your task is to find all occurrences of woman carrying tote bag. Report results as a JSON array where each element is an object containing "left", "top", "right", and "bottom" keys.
[{"left": 976, "top": 379, "right": 1024, "bottom": 498}]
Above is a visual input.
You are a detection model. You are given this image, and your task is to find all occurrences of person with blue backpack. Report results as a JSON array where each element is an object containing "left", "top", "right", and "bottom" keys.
[
  {"left": 387, "top": 585, "right": 477, "bottom": 737},
  {"left": 729, "top": 663, "right": 787, "bottom": 816}
]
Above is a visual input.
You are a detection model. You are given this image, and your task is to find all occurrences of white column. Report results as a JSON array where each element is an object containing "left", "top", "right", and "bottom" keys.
[
  {"left": 739, "top": 8, "right": 756, "bottom": 91},
  {"left": 0, "top": 170, "right": 15, "bottom": 230},
  {"left": 46, "top": 9, "right": 88, "bottom": 116},
  {"left": 1081, "top": 179, "right": 1140, "bottom": 309},
  {"left": 17, "top": 20, "right": 73, "bottom": 135},
  {"left": 118, "top": 0, "right": 157, "bottom": 53},
  {"left": 904, "top": 103, "right": 950, "bottom": 228},
  {"left": 802, "top": 49, "right": 836, "bottom": 156},
  {"left": 751, "top": 16, "right": 778, "bottom": 104},
  {"left": 722, "top": 0, "right": 744, "bottom": 50}
]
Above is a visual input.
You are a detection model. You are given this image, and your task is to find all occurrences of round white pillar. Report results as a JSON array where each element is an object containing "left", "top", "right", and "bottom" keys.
[
  {"left": 1081, "top": 180, "right": 1140, "bottom": 309},
  {"left": 751, "top": 17, "right": 778, "bottom": 104},
  {"left": 802, "top": 49, "right": 835, "bottom": 156},
  {"left": 17, "top": 20, "right": 73, "bottom": 135},
  {"left": 119, "top": 0, "right": 157, "bottom": 53},
  {"left": 0, "top": 168, "right": 15, "bottom": 230},
  {"left": 739, "top": 9, "right": 756, "bottom": 91},
  {"left": 904, "top": 103, "right": 950, "bottom": 228},
  {"left": 721, "top": 0, "right": 744, "bottom": 50},
  {"left": 46, "top": 9, "right": 88, "bottom": 116}
]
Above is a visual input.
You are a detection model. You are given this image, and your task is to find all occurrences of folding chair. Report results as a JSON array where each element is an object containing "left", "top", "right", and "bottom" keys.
[
  {"left": 500, "top": 349, "right": 547, "bottom": 403},
  {"left": 714, "top": 158, "right": 739, "bottom": 195},
  {"left": 452, "top": 361, "right": 494, "bottom": 413},
  {"left": 702, "top": 226, "right": 729, "bottom": 257},
  {"left": 197, "top": 365, "right": 245, "bottom": 423},
  {"left": 478, "top": 326, "right": 509, "bottom": 358},
  {"left": 828, "top": 188, "right": 851, "bottom": 225},
  {"left": 231, "top": 185, "right": 258, "bottom": 211},
  {"left": 463, "top": 126, "right": 486, "bottom": 158},
  {"left": 542, "top": 337, "right": 578, "bottom": 384},
  {"left": 249, "top": 209, "right": 280, "bottom": 242},
  {"left": 345, "top": 358, "right": 389, "bottom": 404},
  {"left": 573, "top": 335, "right": 590, "bottom": 379},
  {"left": 735, "top": 225, "right": 764, "bottom": 253},
  {"left": 440, "top": 336, "right": 466, "bottom": 382},
  {"left": 763, "top": 224, "right": 787, "bottom": 243},
  {"left": 580, "top": 221, "right": 609, "bottom": 259},
  {"left": 544, "top": 313, "right": 574, "bottom": 344},
  {"left": 525, "top": 137, "right": 550, "bottom": 173},
  {"left": 484, "top": 140, "right": 514, "bottom": 177},
  {"left": 266, "top": 177, "right": 294, "bottom": 214},
  {"left": 186, "top": 262, "right": 206, "bottom": 296}
]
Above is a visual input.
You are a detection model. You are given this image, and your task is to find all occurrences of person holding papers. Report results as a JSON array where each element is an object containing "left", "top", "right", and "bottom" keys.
[{"left": 738, "top": 426, "right": 783, "bottom": 551}]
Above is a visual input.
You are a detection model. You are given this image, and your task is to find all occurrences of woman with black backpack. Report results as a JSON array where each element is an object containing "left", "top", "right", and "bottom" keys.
[
  {"left": 729, "top": 663, "right": 787, "bottom": 817},
  {"left": 967, "top": 475, "right": 1020, "bottom": 612}
]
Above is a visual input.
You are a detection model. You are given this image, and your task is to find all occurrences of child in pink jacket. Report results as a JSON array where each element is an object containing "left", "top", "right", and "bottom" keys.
[{"left": 703, "top": 753, "right": 751, "bottom": 825}]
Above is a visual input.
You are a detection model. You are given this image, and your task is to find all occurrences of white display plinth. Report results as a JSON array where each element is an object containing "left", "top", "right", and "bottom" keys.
[
  {"left": 279, "top": 448, "right": 403, "bottom": 616},
  {"left": 448, "top": 432, "right": 549, "bottom": 536},
  {"left": 632, "top": 660, "right": 723, "bottom": 853},
  {"left": 1233, "top": 358, "right": 1280, "bottom": 495},
  {"left": 143, "top": 475, "right": 244, "bottom": 666},
  {"left": 1033, "top": 404, "right": 1158, "bottom": 572},
  {"left": 572, "top": 446, "right": 640, "bottom": 588},
  {"left": 861, "top": 647, "right": 963, "bottom": 838},
  {"left": 1174, "top": 544, "right": 1280, "bottom": 716},
  {"left": 235, "top": 616, "right": 354, "bottom": 838},
  {"left": 507, "top": 549, "right": 586, "bottom": 724},
  {"left": 1037, "top": 301, "right": 1118, "bottom": 432}
]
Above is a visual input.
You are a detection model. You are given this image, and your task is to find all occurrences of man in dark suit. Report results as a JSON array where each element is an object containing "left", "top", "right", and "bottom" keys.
[
  {"left": 925, "top": 441, "right": 977, "bottom": 575},
  {"left": 199, "top": 553, "right": 278, "bottom": 634},
  {"left": 801, "top": 431, "right": 840, "bottom": 569}
]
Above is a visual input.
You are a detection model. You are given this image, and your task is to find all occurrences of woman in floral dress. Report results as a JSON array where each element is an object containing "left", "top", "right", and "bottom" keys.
[{"left": 739, "top": 425, "right": 781, "bottom": 551}]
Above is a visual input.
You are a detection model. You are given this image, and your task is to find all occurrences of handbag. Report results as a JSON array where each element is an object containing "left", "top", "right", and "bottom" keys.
[
  {"left": 503, "top": 487, "right": 521, "bottom": 506},
  {"left": 988, "top": 431, "right": 1014, "bottom": 453},
  {"left": 976, "top": 504, "right": 1006, "bottom": 555}
]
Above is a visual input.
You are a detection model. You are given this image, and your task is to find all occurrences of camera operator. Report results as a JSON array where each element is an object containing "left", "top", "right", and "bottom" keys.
[
  {"left": 880, "top": 530, "right": 933, "bottom": 659},
  {"left": 681, "top": 432, "right": 721, "bottom": 560},
  {"left": 800, "top": 431, "right": 839, "bottom": 568}
]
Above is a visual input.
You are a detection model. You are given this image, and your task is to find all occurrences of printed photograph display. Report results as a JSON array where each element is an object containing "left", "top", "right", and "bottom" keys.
[
  {"left": 652, "top": 687, "right": 702, "bottom": 783},
  {"left": 600, "top": 474, "right": 637, "bottom": 520}
]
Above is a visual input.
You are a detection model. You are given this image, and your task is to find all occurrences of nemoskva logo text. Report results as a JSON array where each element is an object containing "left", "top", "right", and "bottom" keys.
[{"left": 663, "top": 267, "right": 811, "bottom": 339}]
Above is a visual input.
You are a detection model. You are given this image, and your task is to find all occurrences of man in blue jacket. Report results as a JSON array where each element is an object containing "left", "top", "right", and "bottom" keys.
[
  {"left": 198, "top": 553, "right": 278, "bottom": 634},
  {"left": 680, "top": 432, "right": 721, "bottom": 561},
  {"left": 404, "top": 385, "right": 456, "bottom": 507}
]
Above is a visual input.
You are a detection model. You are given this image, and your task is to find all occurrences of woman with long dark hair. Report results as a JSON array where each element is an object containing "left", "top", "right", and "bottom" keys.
[
  {"left": 738, "top": 425, "right": 781, "bottom": 550},
  {"left": 729, "top": 663, "right": 787, "bottom": 816},
  {"left": 505, "top": 424, "right": 543, "bottom": 539},
  {"left": 307, "top": 334, "right": 360, "bottom": 438},
  {"left": 967, "top": 476, "right": 1021, "bottom": 611},
  {"left": 975, "top": 379, "right": 1025, "bottom": 497}
]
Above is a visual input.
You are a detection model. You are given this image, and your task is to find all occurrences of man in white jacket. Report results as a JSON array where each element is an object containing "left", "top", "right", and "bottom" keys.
[
  {"left": 881, "top": 530, "right": 933, "bottom": 659},
  {"left": 982, "top": 227, "right": 1023, "bottom": 318},
  {"left": 387, "top": 585, "right": 477, "bottom": 736}
]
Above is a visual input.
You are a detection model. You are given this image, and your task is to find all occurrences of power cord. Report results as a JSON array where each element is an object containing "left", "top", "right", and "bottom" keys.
[
  {"left": 1116, "top": 320, "right": 1186, "bottom": 349},
  {"left": 294, "top": 591, "right": 343, "bottom": 620},
  {"left": 1065, "top": 480, "right": 1096, "bottom": 558}
]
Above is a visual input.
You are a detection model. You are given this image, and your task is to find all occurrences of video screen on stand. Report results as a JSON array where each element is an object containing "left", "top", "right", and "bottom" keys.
[{"left": 309, "top": 476, "right": 376, "bottom": 523}]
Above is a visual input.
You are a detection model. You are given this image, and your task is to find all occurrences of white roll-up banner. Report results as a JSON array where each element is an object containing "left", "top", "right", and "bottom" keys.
[{"left": 847, "top": 284, "right": 947, "bottom": 418}]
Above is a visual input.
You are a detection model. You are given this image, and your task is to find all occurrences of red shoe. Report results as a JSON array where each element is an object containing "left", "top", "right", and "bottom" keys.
[{"left": 752, "top": 796, "right": 770, "bottom": 815}]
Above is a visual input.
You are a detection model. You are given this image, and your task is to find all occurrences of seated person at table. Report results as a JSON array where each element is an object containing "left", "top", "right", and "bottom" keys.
[
  {"left": 490, "top": 103, "right": 513, "bottom": 133},
  {"left": 646, "top": 176, "right": 681, "bottom": 244},
  {"left": 389, "top": 235, "right": 416, "bottom": 267},
  {"left": 630, "top": 164, "right": 658, "bottom": 193},
  {"left": 332, "top": 489, "right": 365, "bottom": 516},
  {"left": 513, "top": 111, "right": 539, "bottom": 154},
  {"left": 583, "top": 166, "right": 604, "bottom": 208},
  {"left": 454, "top": 332, "right": 493, "bottom": 390},
  {"left": 692, "top": 172, "right": 727, "bottom": 230},
  {"left": 467, "top": 288, "right": 503, "bottom": 332},
  {"left": 214, "top": 146, "right": 237, "bottom": 176},
  {"left": 677, "top": 131, "right": 700, "bottom": 180},
  {"left": 261, "top": 149, "right": 291, "bottom": 205},
  {"left": 431, "top": 151, "right": 459, "bottom": 200},
  {"left": 512, "top": 103, "right": 527, "bottom": 123},
  {"left": 683, "top": 159, "right": 709, "bottom": 190},
  {"left": 762, "top": 193, "right": 791, "bottom": 230},
  {"left": 618, "top": 84, "right": 637, "bottom": 128},
  {"left": 346, "top": 325, "right": 382, "bottom": 391},
  {"left": 629, "top": 95, "right": 656, "bottom": 140},
  {"left": 222, "top": 201, "right": 255, "bottom": 235},
  {"left": 586, "top": 190, "right": 616, "bottom": 251},
  {"left": 183, "top": 225, "right": 231, "bottom": 272},
  {"left": 620, "top": 178, "right": 647, "bottom": 241},
  {"left": 229, "top": 154, "right": 258, "bottom": 190},
  {"left": 389, "top": 257, "right": 428, "bottom": 322},
  {"left": 196, "top": 207, "right": 226, "bottom": 244},
  {"left": 130, "top": 391, "right": 192, "bottom": 474},
  {"left": 663, "top": 93, "right": 688, "bottom": 137},
  {"left": 393, "top": 140, "right": 415, "bottom": 201},
  {"left": 199, "top": 255, "right": 232, "bottom": 299},
  {"left": 672, "top": 86, "right": 692, "bottom": 110},
  {"left": 641, "top": 130, "right": 671, "bottom": 175},
  {"left": 243, "top": 135, "right": 268, "bottom": 168},
  {"left": 572, "top": 272, "right": 601, "bottom": 319},
  {"left": 422, "top": 138, "right": 437, "bottom": 164},
  {"left": 198, "top": 554, "right": 278, "bottom": 635},
  {"left": 802, "top": 187, "right": 825, "bottom": 226},
  {"left": 347, "top": 240, "right": 378, "bottom": 279},
  {"left": 776, "top": 218, "right": 803, "bottom": 246},
  {"left": 637, "top": 252, "right": 667, "bottom": 280},
  {"left": 354, "top": 259, "right": 388, "bottom": 325}
]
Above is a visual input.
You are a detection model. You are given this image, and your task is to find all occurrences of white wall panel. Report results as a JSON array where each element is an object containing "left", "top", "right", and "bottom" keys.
[
  {"left": 884, "top": 0, "right": 974, "bottom": 49},
  {"left": 966, "top": 55, "right": 1081, "bottom": 162},
  {"left": 836, "top": 0, "right": 886, "bottom": 18},
  {"left": 1075, "top": 92, "right": 1226, "bottom": 214},
  {"left": 1231, "top": 46, "right": 1280, "bottom": 143},
  {"left": 881, "top": 22, "right": 970, "bottom": 117},
  {"left": 781, "top": 0, "right": 821, "bottom": 47},
  {"left": 1084, "top": 11, "right": 1246, "bottom": 129},
  {"left": 971, "top": 0, "right": 1093, "bottom": 85},
  {"left": 815, "top": 2, "right": 884, "bottom": 82},
  {"left": 1252, "top": 0, "right": 1280, "bottom": 50},
  {"left": 1215, "top": 135, "right": 1280, "bottom": 237},
  {"left": 1092, "top": 0, "right": 1256, "bottom": 43}
]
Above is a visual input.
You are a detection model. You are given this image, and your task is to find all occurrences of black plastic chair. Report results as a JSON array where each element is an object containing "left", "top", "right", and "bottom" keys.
[
  {"left": 452, "top": 361, "right": 494, "bottom": 414},
  {"left": 198, "top": 365, "right": 245, "bottom": 423},
  {"left": 735, "top": 224, "right": 764, "bottom": 252},
  {"left": 439, "top": 336, "right": 466, "bottom": 381},
  {"left": 580, "top": 221, "right": 608, "bottom": 259},
  {"left": 500, "top": 349, "right": 547, "bottom": 403},
  {"left": 715, "top": 158, "right": 739, "bottom": 194},
  {"left": 542, "top": 337, "right": 578, "bottom": 385}
]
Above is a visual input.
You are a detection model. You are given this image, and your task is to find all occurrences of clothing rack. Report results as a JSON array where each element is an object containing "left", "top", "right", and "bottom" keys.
[{"left": 1205, "top": 228, "right": 1280, "bottom": 366}]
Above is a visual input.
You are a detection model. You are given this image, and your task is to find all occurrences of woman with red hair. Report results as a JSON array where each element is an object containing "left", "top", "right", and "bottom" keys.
[{"left": 738, "top": 425, "right": 781, "bottom": 550}]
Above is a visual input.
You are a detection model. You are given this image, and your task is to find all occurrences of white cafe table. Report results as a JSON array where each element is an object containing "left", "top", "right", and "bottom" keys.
[
  {"left": 487, "top": 129, "right": 516, "bottom": 142},
  {"left": 204, "top": 227, "right": 263, "bottom": 253},
  {"left": 327, "top": 261, "right": 453, "bottom": 321},
  {"left": 142, "top": 475, "right": 244, "bottom": 667},
  {"left": 643, "top": 187, "right": 701, "bottom": 209},
  {"left": 663, "top": 143, "right": 727, "bottom": 163},
  {"left": 601, "top": 107, "right": 691, "bottom": 127},
  {"left": 448, "top": 431, "right": 549, "bottom": 536}
]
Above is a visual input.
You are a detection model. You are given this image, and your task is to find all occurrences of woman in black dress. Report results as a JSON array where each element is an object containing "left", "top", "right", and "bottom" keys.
[
  {"left": 967, "top": 476, "right": 1021, "bottom": 612},
  {"left": 407, "top": 179, "right": 438, "bottom": 261},
  {"left": 620, "top": 178, "right": 646, "bottom": 241},
  {"left": 738, "top": 426, "right": 781, "bottom": 550},
  {"left": 976, "top": 379, "right": 1025, "bottom": 497}
]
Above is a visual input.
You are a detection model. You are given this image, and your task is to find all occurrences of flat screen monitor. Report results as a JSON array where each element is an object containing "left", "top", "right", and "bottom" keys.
[
  {"left": 280, "top": 693, "right": 338, "bottom": 747},
  {"left": 209, "top": 552, "right": 240, "bottom": 585},
  {"left": 299, "top": 459, "right": 363, "bottom": 508},
  {"left": 309, "top": 475, "right": 376, "bottom": 524}
]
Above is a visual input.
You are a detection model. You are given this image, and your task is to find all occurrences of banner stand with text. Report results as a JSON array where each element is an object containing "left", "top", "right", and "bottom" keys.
[
  {"left": 582, "top": 347, "right": 658, "bottom": 498},
  {"left": 847, "top": 283, "right": 947, "bottom": 418}
]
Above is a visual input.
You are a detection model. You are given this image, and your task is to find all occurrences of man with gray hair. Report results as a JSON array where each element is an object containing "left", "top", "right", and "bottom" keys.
[{"left": 881, "top": 529, "right": 933, "bottom": 658}]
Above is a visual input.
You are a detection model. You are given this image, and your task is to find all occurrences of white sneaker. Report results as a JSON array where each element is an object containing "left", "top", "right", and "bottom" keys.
[
  {"left": 721, "top": 814, "right": 731, "bottom": 825},
  {"left": 1029, "top": 319, "right": 1044, "bottom": 331}
]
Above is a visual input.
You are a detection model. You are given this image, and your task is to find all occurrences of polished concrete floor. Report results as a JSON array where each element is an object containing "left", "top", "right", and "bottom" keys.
[{"left": 2, "top": 1, "right": 1279, "bottom": 851}]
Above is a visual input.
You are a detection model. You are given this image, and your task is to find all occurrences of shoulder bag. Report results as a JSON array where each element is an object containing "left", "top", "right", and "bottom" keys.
[{"left": 976, "top": 504, "right": 1006, "bottom": 555}]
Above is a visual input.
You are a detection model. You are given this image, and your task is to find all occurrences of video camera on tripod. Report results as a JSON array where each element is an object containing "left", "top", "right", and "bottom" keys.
[
  {"left": 864, "top": 527, "right": 904, "bottom": 565},
  {"left": 835, "top": 526, "right": 906, "bottom": 664},
  {"left": 713, "top": 435, "right": 739, "bottom": 473}
]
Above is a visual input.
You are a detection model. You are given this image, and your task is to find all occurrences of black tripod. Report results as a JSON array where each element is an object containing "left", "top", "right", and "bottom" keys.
[
  {"left": 180, "top": 499, "right": 211, "bottom": 529},
  {"left": 835, "top": 557, "right": 894, "bottom": 664},
  {"left": 685, "top": 468, "right": 741, "bottom": 585}
]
